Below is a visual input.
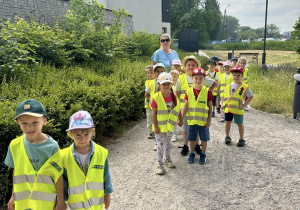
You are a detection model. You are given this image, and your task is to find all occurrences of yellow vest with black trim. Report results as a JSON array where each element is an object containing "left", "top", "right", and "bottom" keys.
[
  {"left": 178, "top": 74, "right": 190, "bottom": 108},
  {"left": 10, "top": 135, "right": 62, "bottom": 210},
  {"left": 206, "top": 70, "right": 220, "bottom": 96},
  {"left": 148, "top": 79, "right": 156, "bottom": 109},
  {"left": 219, "top": 73, "right": 233, "bottom": 98},
  {"left": 152, "top": 91, "right": 181, "bottom": 132},
  {"left": 223, "top": 83, "right": 249, "bottom": 115},
  {"left": 61, "top": 144, "right": 108, "bottom": 210},
  {"left": 242, "top": 67, "right": 249, "bottom": 84},
  {"left": 186, "top": 86, "right": 209, "bottom": 126},
  {"left": 144, "top": 79, "right": 154, "bottom": 109}
]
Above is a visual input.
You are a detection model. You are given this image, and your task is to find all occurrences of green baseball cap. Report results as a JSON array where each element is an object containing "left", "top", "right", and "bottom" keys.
[{"left": 14, "top": 99, "right": 47, "bottom": 120}]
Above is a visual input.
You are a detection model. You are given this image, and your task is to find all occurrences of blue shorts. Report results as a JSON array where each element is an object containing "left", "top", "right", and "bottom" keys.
[
  {"left": 225, "top": 112, "right": 244, "bottom": 124},
  {"left": 187, "top": 124, "right": 210, "bottom": 142}
]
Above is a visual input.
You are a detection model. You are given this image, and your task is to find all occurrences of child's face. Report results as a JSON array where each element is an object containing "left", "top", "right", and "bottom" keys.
[
  {"left": 73, "top": 129, "right": 92, "bottom": 148},
  {"left": 192, "top": 74, "right": 206, "bottom": 85},
  {"left": 185, "top": 60, "right": 198, "bottom": 76},
  {"left": 232, "top": 72, "right": 243, "bottom": 83},
  {"left": 154, "top": 67, "right": 165, "bottom": 79},
  {"left": 239, "top": 60, "right": 247, "bottom": 68},
  {"left": 231, "top": 60, "right": 237, "bottom": 66},
  {"left": 171, "top": 65, "right": 181, "bottom": 71},
  {"left": 208, "top": 63, "right": 216, "bottom": 70},
  {"left": 224, "top": 66, "right": 231, "bottom": 74},
  {"left": 17, "top": 115, "right": 47, "bottom": 142},
  {"left": 159, "top": 82, "right": 172, "bottom": 92},
  {"left": 146, "top": 69, "right": 155, "bottom": 80},
  {"left": 170, "top": 73, "right": 179, "bottom": 84}
]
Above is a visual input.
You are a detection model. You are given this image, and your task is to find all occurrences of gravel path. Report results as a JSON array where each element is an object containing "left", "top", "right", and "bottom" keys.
[{"left": 103, "top": 108, "right": 300, "bottom": 210}]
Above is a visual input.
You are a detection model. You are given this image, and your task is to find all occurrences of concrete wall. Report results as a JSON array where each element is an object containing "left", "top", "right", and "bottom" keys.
[{"left": 107, "top": 0, "right": 162, "bottom": 34}]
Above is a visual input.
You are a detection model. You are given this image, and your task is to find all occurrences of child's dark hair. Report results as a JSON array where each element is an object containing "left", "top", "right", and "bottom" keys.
[{"left": 170, "top": 87, "right": 177, "bottom": 107}]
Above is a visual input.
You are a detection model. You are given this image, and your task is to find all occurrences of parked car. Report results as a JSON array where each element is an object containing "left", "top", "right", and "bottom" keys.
[
  {"left": 172, "top": 39, "right": 178, "bottom": 48},
  {"left": 227, "top": 38, "right": 242, "bottom": 43}
]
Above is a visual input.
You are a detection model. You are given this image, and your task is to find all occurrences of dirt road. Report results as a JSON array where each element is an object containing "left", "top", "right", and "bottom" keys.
[{"left": 104, "top": 108, "right": 300, "bottom": 210}]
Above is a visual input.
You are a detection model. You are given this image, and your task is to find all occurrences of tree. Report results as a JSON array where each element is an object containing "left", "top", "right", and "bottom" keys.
[
  {"left": 267, "top": 23, "right": 280, "bottom": 38},
  {"left": 226, "top": 16, "right": 240, "bottom": 38},
  {"left": 291, "top": 16, "right": 300, "bottom": 53}
]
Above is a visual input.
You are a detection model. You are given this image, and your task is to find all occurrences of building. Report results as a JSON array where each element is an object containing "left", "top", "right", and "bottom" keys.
[{"left": 0, "top": 0, "right": 170, "bottom": 36}]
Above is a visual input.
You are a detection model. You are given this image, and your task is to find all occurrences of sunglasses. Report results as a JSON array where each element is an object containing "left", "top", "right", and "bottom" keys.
[{"left": 160, "top": 39, "right": 170, "bottom": 43}]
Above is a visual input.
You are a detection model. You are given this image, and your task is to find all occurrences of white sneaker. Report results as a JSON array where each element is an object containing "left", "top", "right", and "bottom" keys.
[
  {"left": 244, "top": 105, "right": 250, "bottom": 111},
  {"left": 171, "top": 135, "right": 177, "bottom": 142}
]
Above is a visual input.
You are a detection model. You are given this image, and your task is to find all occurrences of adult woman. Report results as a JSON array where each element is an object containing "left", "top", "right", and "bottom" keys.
[{"left": 151, "top": 34, "right": 179, "bottom": 73}]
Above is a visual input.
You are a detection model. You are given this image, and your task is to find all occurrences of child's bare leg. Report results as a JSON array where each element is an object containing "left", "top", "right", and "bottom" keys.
[
  {"left": 183, "top": 132, "right": 188, "bottom": 145},
  {"left": 237, "top": 123, "right": 244, "bottom": 139},
  {"left": 225, "top": 121, "right": 232, "bottom": 136},
  {"left": 201, "top": 141, "right": 207, "bottom": 152}
]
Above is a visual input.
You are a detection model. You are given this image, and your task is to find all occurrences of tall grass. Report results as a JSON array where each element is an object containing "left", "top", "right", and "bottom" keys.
[{"left": 249, "top": 63, "right": 297, "bottom": 117}]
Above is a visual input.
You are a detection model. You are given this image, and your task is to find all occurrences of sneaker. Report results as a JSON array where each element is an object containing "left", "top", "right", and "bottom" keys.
[
  {"left": 219, "top": 117, "right": 225, "bottom": 122},
  {"left": 180, "top": 145, "right": 189, "bottom": 156},
  {"left": 164, "top": 159, "right": 176, "bottom": 168},
  {"left": 171, "top": 135, "right": 177, "bottom": 142},
  {"left": 237, "top": 139, "right": 246, "bottom": 147},
  {"left": 216, "top": 107, "right": 221, "bottom": 114},
  {"left": 195, "top": 144, "right": 202, "bottom": 155},
  {"left": 156, "top": 165, "right": 165, "bottom": 175},
  {"left": 225, "top": 136, "right": 232, "bottom": 145},
  {"left": 188, "top": 153, "right": 195, "bottom": 164},
  {"left": 244, "top": 105, "right": 249, "bottom": 111},
  {"left": 147, "top": 132, "right": 154, "bottom": 139},
  {"left": 212, "top": 111, "right": 215, "bottom": 117},
  {"left": 199, "top": 153, "right": 207, "bottom": 164},
  {"left": 153, "top": 143, "right": 157, "bottom": 151}
]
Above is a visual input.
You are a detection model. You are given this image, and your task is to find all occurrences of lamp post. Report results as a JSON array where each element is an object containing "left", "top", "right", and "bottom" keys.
[
  {"left": 262, "top": 0, "right": 268, "bottom": 65},
  {"left": 224, "top": 5, "right": 230, "bottom": 41}
]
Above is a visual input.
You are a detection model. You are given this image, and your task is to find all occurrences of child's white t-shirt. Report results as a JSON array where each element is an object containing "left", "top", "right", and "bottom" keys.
[
  {"left": 75, "top": 151, "right": 89, "bottom": 175},
  {"left": 208, "top": 72, "right": 220, "bottom": 80}
]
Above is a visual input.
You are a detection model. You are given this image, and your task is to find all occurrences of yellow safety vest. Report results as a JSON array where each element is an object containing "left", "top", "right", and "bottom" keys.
[
  {"left": 148, "top": 79, "right": 156, "bottom": 109},
  {"left": 152, "top": 91, "right": 181, "bottom": 132},
  {"left": 10, "top": 135, "right": 62, "bottom": 210},
  {"left": 242, "top": 68, "right": 249, "bottom": 84},
  {"left": 178, "top": 74, "right": 190, "bottom": 108},
  {"left": 206, "top": 70, "right": 220, "bottom": 96},
  {"left": 61, "top": 144, "right": 108, "bottom": 210},
  {"left": 223, "top": 83, "right": 249, "bottom": 115},
  {"left": 186, "top": 86, "right": 209, "bottom": 126},
  {"left": 144, "top": 80, "right": 154, "bottom": 109},
  {"left": 219, "top": 73, "right": 233, "bottom": 98}
]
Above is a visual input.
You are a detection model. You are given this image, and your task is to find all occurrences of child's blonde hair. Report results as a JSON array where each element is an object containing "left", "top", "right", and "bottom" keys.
[
  {"left": 238, "top": 57, "right": 247, "bottom": 63},
  {"left": 145, "top": 65, "right": 153, "bottom": 71},
  {"left": 169, "top": 70, "right": 180, "bottom": 75},
  {"left": 67, "top": 128, "right": 96, "bottom": 139}
]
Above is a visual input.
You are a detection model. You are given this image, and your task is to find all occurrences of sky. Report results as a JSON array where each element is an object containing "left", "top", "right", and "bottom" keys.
[{"left": 219, "top": 0, "right": 300, "bottom": 34}]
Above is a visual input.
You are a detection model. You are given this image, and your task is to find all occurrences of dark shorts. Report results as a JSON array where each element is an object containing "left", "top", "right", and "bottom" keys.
[
  {"left": 187, "top": 124, "right": 210, "bottom": 142},
  {"left": 224, "top": 112, "right": 244, "bottom": 124},
  {"left": 212, "top": 96, "right": 217, "bottom": 106}
]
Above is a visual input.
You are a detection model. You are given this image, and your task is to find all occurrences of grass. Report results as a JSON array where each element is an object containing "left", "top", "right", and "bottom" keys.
[{"left": 201, "top": 50, "right": 299, "bottom": 118}]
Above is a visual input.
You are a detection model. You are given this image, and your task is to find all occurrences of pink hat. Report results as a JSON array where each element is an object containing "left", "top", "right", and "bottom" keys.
[
  {"left": 172, "top": 59, "right": 182, "bottom": 65},
  {"left": 223, "top": 61, "right": 231, "bottom": 66}
]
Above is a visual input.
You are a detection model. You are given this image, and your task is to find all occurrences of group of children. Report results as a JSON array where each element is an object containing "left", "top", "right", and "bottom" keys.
[
  {"left": 5, "top": 99, "right": 112, "bottom": 209},
  {"left": 144, "top": 55, "right": 253, "bottom": 175}
]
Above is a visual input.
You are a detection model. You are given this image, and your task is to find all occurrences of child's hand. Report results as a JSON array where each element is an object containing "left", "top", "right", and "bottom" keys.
[
  {"left": 205, "top": 121, "right": 211, "bottom": 129},
  {"left": 177, "top": 120, "right": 183, "bottom": 127},
  {"left": 221, "top": 105, "right": 224, "bottom": 110},
  {"left": 239, "top": 103, "right": 246, "bottom": 108},
  {"left": 154, "top": 126, "right": 160, "bottom": 135},
  {"left": 54, "top": 202, "right": 67, "bottom": 210},
  {"left": 104, "top": 194, "right": 111, "bottom": 209},
  {"left": 7, "top": 196, "right": 14, "bottom": 210}
]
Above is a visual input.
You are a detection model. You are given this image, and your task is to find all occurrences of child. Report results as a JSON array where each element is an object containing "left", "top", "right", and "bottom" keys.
[
  {"left": 171, "top": 59, "right": 182, "bottom": 73},
  {"left": 206, "top": 59, "right": 220, "bottom": 117},
  {"left": 62, "top": 111, "right": 113, "bottom": 209},
  {"left": 231, "top": 57, "right": 238, "bottom": 68},
  {"left": 145, "top": 63, "right": 165, "bottom": 150},
  {"left": 216, "top": 62, "right": 223, "bottom": 114},
  {"left": 182, "top": 68, "right": 213, "bottom": 164},
  {"left": 4, "top": 99, "right": 65, "bottom": 210},
  {"left": 222, "top": 66, "right": 253, "bottom": 147},
  {"left": 238, "top": 57, "right": 250, "bottom": 111},
  {"left": 169, "top": 70, "right": 180, "bottom": 141},
  {"left": 151, "top": 72, "right": 183, "bottom": 175},
  {"left": 218, "top": 61, "right": 233, "bottom": 122},
  {"left": 144, "top": 65, "right": 155, "bottom": 139},
  {"left": 175, "top": 55, "right": 217, "bottom": 156}
]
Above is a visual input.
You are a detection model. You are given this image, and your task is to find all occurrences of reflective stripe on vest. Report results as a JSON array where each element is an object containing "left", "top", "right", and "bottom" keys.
[
  {"left": 223, "top": 83, "right": 249, "bottom": 115},
  {"left": 178, "top": 75, "right": 190, "bottom": 108},
  {"left": 186, "top": 86, "right": 209, "bottom": 126},
  {"left": 30, "top": 191, "right": 57, "bottom": 202},
  {"left": 62, "top": 144, "right": 107, "bottom": 210},
  {"left": 152, "top": 91, "right": 181, "bottom": 132},
  {"left": 68, "top": 197, "right": 104, "bottom": 210}
]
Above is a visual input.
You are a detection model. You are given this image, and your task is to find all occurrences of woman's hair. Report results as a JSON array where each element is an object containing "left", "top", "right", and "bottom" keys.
[
  {"left": 67, "top": 127, "right": 95, "bottom": 139},
  {"left": 160, "top": 33, "right": 171, "bottom": 40}
]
